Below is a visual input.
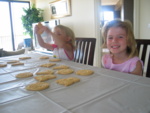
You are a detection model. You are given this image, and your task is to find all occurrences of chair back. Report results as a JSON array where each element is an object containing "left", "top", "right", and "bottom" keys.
[
  {"left": 74, "top": 38, "right": 96, "bottom": 66},
  {"left": 136, "top": 39, "right": 150, "bottom": 77}
]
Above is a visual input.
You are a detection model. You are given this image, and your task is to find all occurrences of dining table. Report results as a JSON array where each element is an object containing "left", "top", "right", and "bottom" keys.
[{"left": 0, "top": 52, "right": 150, "bottom": 113}]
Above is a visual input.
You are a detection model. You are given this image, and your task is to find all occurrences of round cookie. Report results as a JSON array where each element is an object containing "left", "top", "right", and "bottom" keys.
[
  {"left": 11, "top": 62, "right": 24, "bottom": 66},
  {"left": 40, "top": 63, "right": 56, "bottom": 67},
  {"left": 36, "top": 70, "right": 54, "bottom": 75},
  {"left": 7, "top": 60, "right": 19, "bottom": 64},
  {"left": 25, "top": 82, "right": 49, "bottom": 91},
  {"left": 49, "top": 58, "right": 61, "bottom": 62},
  {"left": 53, "top": 65, "right": 69, "bottom": 70},
  {"left": 34, "top": 74, "right": 56, "bottom": 82},
  {"left": 0, "top": 64, "right": 7, "bottom": 67},
  {"left": 57, "top": 69, "right": 74, "bottom": 75},
  {"left": 19, "top": 57, "right": 31, "bottom": 60},
  {"left": 40, "top": 56, "right": 49, "bottom": 59},
  {"left": 16, "top": 72, "right": 33, "bottom": 78},
  {"left": 76, "top": 69, "right": 94, "bottom": 76}
]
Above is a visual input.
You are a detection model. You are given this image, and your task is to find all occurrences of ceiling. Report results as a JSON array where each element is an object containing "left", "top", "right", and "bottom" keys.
[{"left": 101, "top": 0, "right": 119, "bottom": 5}]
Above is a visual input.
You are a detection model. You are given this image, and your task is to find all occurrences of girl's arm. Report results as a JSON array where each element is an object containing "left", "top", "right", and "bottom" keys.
[
  {"left": 34, "top": 25, "right": 54, "bottom": 50},
  {"left": 130, "top": 60, "right": 143, "bottom": 76}
]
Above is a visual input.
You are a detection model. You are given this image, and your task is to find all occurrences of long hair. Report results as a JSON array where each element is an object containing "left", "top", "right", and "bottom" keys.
[
  {"left": 101, "top": 19, "right": 138, "bottom": 58},
  {"left": 55, "top": 25, "right": 76, "bottom": 50}
]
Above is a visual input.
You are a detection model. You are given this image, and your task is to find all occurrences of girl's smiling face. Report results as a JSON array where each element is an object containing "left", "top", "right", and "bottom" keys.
[{"left": 106, "top": 27, "right": 128, "bottom": 55}]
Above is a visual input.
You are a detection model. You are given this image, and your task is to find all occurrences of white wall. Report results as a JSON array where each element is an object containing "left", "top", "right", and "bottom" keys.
[{"left": 134, "top": 0, "right": 150, "bottom": 39}]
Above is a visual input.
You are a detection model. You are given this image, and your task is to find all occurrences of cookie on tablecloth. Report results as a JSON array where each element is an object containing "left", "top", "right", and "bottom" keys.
[
  {"left": 40, "top": 56, "right": 49, "bottom": 59},
  {"left": 57, "top": 68, "right": 74, "bottom": 75},
  {"left": 36, "top": 70, "right": 54, "bottom": 75},
  {"left": 0, "top": 64, "right": 7, "bottom": 67},
  {"left": 53, "top": 65, "right": 69, "bottom": 70},
  {"left": 7, "top": 60, "right": 19, "bottom": 64},
  {"left": 76, "top": 69, "right": 94, "bottom": 76},
  {"left": 40, "top": 63, "right": 56, "bottom": 67},
  {"left": 49, "top": 58, "right": 61, "bottom": 62},
  {"left": 34, "top": 74, "right": 56, "bottom": 82},
  {"left": 19, "top": 57, "right": 31, "bottom": 60},
  {"left": 25, "top": 82, "right": 49, "bottom": 91},
  {"left": 56, "top": 77, "right": 80, "bottom": 86},
  {"left": 11, "top": 62, "right": 24, "bottom": 66},
  {"left": 16, "top": 72, "right": 33, "bottom": 78}
]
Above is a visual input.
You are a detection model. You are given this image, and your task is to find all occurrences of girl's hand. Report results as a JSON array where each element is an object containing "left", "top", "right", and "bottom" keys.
[{"left": 34, "top": 23, "right": 45, "bottom": 35}]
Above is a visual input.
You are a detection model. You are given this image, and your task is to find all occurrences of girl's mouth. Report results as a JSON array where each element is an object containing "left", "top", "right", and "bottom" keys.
[{"left": 111, "top": 45, "right": 120, "bottom": 49}]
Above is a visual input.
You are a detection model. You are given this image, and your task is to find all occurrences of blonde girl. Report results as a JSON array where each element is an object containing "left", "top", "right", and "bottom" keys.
[
  {"left": 35, "top": 24, "right": 75, "bottom": 60},
  {"left": 101, "top": 19, "right": 143, "bottom": 76}
]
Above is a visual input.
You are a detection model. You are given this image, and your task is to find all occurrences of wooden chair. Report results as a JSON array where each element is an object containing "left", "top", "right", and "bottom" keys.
[
  {"left": 136, "top": 39, "right": 150, "bottom": 77},
  {"left": 74, "top": 38, "right": 96, "bottom": 66}
]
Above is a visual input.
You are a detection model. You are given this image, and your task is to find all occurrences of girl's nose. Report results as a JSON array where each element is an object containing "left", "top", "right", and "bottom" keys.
[{"left": 112, "top": 37, "right": 118, "bottom": 42}]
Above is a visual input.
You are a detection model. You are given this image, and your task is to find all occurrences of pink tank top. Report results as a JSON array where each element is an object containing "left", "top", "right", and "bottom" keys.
[{"left": 102, "top": 54, "right": 143, "bottom": 73}]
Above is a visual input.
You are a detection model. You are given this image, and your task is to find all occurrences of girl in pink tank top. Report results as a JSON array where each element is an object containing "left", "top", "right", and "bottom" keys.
[{"left": 101, "top": 19, "right": 143, "bottom": 76}]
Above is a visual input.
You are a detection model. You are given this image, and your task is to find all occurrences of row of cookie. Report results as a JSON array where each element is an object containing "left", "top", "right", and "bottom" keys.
[
  {"left": 0, "top": 56, "right": 31, "bottom": 67},
  {"left": 25, "top": 76, "right": 80, "bottom": 91},
  {"left": 16, "top": 69, "right": 94, "bottom": 91},
  {"left": 16, "top": 71, "right": 80, "bottom": 90}
]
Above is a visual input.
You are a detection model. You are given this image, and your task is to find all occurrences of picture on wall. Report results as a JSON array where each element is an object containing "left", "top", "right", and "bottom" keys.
[{"left": 49, "top": 0, "right": 71, "bottom": 19}]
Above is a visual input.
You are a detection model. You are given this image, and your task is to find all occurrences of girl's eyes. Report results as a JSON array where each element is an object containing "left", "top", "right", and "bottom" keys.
[
  {"left": 107, "top": 36, "right": 113, "bottom": 39},
  {"left": 118, "top": 36, "right": 124, "bottom": 38},
  {"left": 107, "top": 35, "right": 124, "bottom": 39}
]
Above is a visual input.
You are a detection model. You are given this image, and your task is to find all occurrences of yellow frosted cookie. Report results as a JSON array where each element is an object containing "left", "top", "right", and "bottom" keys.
[
  {"left": 40, "top": 63, "right": 56, "bottom": 67},
  {"left": 76, "top": 69, "right": 94, "bottom": 76},
  {"left": 49, "top": 58, "right": 61, "bottom": 62},
  {"left": 16, "top": 72, "right": 33, "bottom": 78},
  {"left": 56, "top": 77, "right": 80, "bottom": 86},
  {"left": 25, "top": 82, "right": 49, "bottom": 91},
  {"left": 0, "top": 64, "right": 7, "bottom": 67},
  {"left": 11, "top": 62, "right": 24, "bottom": 66},
  {"left": 36, "top": 70, "right": 54, "bottom": 75},
  {"left": 40, "top": 56, "right": 49, "bottom": 59},
  {"left": 34, "top": 74, "right": 56, "bottom": 82},
  {"left": 53, "top": 65, "right": 69, "bottom": 70},
  {"left": 57, "top": 69, "right": 74, "bottom": 75},
  {"left": 19, "top": 57, "right": 31, "bottom": 60},
  {"left": 7, "top": 60, "right": 19, "bottom": 64}
]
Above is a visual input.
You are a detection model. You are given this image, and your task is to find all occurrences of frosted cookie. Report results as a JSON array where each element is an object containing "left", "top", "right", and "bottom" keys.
[
  {"left": 57, "top": 69, "right": 74, "bottom": 75},
  {"left": 53, "top": 65, "right": 69, "bottom": 70},
  {"left": 16, "top": 72, "right": 33, "bottom": 78},
  {"left": 76, "top": 69, "right": 94, "bottom": 76},
  {"left": 40, "top": 63, "right": 56, "bottom": 67},
  {"left": 36, "top": 70, "right": 54, "bottom": 75},
  {"left": 49, "top": 58, "right": 61, "bottom": 62},
  {"left": 56, "top": 77, "right": 80, "bottom": 86},
  {"left": 0, "top": 64, "right": 7, "bottom": 67},
  {"left": 11, "top": 62, "right": 24, "bottom": 66},
  {"left": 40, "top": 56, "right": 49, "bottom": 59},
  {"left": 7, "top": 60, "right": 19, "bottom": 64},
  {"left": 34, "top": 74, "right": 56, "bottom": 82},
  {"left": 25, "top": 82, "right": 49, "bottom": 91},
  {"left": 19, "top": 57, "right": 31, "bottom": 60}
]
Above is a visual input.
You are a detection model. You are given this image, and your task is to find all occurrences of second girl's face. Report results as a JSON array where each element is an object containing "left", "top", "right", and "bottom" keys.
[
  {"left": 106, "top": 27, "right": 128, "bottom": 55},
  {"left": 53, "top": 27, "right": 67, "bottom": 41}
]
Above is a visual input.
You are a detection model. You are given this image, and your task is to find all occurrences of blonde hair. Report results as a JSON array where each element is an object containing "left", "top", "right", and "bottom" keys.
[
  {"left": 101, "top": 19, "right": 138, "bottom": 58},
  {"left": 55, "top": 25, "right": 75, "bottom": 49}
]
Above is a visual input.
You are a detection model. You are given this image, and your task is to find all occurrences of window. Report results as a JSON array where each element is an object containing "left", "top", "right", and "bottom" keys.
[{"left": 0, "top": 1, "right": 29, "bottom": 51}]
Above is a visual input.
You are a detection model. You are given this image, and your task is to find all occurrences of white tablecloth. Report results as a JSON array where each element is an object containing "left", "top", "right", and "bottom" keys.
[{"left": 0, "top": 52, "right": 150, "bottom": 113}]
